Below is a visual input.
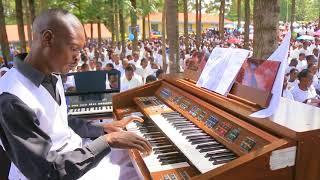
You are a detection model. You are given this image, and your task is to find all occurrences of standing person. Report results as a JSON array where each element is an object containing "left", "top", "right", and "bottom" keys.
[{"left": 0, "top": 9, "right": 151, "bottom": 180}]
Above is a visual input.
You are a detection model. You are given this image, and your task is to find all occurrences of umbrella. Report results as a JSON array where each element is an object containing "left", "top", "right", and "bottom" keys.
[
  {"left": 224, "top": 24, "right": 234, "bottom": 29},
  {"left": 227, "top": 38, "right": 241, "bottom": 44},
  {"left": 297, "top": 35, "right": 315, "bottom": 41}
]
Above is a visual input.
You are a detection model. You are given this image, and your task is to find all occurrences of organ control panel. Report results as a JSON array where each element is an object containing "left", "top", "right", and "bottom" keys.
[{"left": 113, "top": 79, "right": 297, "bottom": 180}]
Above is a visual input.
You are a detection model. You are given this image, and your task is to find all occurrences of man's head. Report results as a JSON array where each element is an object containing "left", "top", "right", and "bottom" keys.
[
  {"left": 125, "top": 65, "right": 135, "bottom": 81},
  {"left": 96, "top": 61, "right": 102, "bottom": 71},
  {"left": 105, "top": 63, "right": 114, "bottom": 71},
  {"left": 156, "top": 69, "right": 164, "bottom": 79},
  {"left": 140, "top": 58, "right": 148, "bottom": 69},
  {"left": 306, "top": 55, "right": 316, "bottom": 65},
  {"left": 122, "top": 59, "right": 129, "bottom": 69},
  {"left": 298, "top": 69, "right": 313, "bottom": 89},
  {"left": 29, "top": 9, "right": 85, "bottom": 74},
  {"left": 289, "top": 68, "right": 299, "bottom": 81},
  {"left": 108, "top": 74, "right": 119, "bottom": 89},
  {"left": 133, "top": 52, "right": 139, "bottom": 62},
  {"left": 146, "top": 75, "right": 157, "bottom": 84},
  {"left": 81, "top": 63, "right": 89, "bottom": 72},
  {"left": 289, "top": 58, "right": 298, "bottom": 67},
  {"left": 126, "top": 55, "right": 133, "bottom": 61},
  {"left": 298, "top": 53, "right": 305, "bottom": 61},
  {"left": 89, "top": 59, "right": 96, "bottom": 69},
  {"left": 307, "top": 63, "right": 317, "bottom": 75}
]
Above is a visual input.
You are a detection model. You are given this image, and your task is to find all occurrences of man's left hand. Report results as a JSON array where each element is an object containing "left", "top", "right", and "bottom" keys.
[{"left": 102, "top": 116, "right": 144, "bottom": 133}]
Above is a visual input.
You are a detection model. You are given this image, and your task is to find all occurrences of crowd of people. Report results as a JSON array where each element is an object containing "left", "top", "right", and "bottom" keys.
[{"left": 1, "top": 22, "right": 320, "bottom": 106}]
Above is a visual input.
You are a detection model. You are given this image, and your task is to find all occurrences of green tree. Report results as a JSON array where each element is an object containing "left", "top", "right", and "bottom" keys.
[
  {"left": 253, "top": 0, "right": 280, "bottom": 59},
  {"left": 244, "top": 0, "right": 250, "bottom": 49},
  {"left": 166, "top": 0, "right": 179, "bottom": 74},
  {"left": 219, "top": 0, "right": 225, "bottom": 39},
  {"left": 130, "top": 0, "right": 138, "bottom": 52},
  {"left": 15, "top": 0, "right": 26, "bottom": 52},
  {"left": 0, "top": 0, "right": 11, "bottom": 65}
]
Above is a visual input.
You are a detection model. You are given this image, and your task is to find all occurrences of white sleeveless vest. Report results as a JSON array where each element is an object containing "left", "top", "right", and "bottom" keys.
[{"left": 0, "top": 68, "right": 82, "bottom": 179}]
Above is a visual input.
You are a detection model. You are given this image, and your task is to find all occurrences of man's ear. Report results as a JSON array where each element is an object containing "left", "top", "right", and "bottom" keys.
[{"left": 41, "top": 29, "right": 54, "bottom": 47}]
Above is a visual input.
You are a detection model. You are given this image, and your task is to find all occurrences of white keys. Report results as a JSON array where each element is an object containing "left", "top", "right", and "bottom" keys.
[
  {"left": 149, "top": 114, "right": 223, "bottom": 173},
  {"left": 126, "top": 122, "right": 190, "bottom": 172},
  {"left": 68, "top": 105, "right": 113, "bottom": 115}
]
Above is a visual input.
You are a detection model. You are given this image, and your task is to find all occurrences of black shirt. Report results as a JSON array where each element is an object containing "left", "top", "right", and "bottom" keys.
[{"left": 0, "top": 57, "right": 110, "bottom": 179}]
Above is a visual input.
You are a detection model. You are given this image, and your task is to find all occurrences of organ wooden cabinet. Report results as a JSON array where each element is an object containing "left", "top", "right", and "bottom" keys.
[{"left": 113, "top": 77, "right": 320, "bottom": 180}]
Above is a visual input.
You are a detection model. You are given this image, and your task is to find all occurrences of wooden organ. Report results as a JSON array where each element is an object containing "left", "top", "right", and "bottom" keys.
[{"left": 113, "top": 77, "right": 320, "bottom": 180}]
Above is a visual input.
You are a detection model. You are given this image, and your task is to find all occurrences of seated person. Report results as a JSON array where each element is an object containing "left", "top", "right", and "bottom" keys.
[
  {"left": 291, "top": 69, "right": 320, "bottom": 106},
  {"left": 287, "top": 68, "right": 299, "bottom": 90},
  {"left": 155, "top": 69, "right": 164, "bottom": 79},
  {"left": 0, "top": 9, "right": 151, "bottom": 180},
  {"left": 145, "top": 75, "right": 157, "bottom": 84}
]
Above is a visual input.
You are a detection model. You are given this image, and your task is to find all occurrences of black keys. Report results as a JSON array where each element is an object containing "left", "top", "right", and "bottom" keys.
[
  {"left": 191, "top": 138, "right": 217, "bottom": 145},
  {"left": 205, "top": 149, "right": 231, "bottom": 158},
  {"left": 208, "top": 152, "right": 235, "bottom": 161},
  {"left": 211, "top": 156, "right": 236, "bottom": 165},
  {"left": 196, "top": 142, "right": 220, "bottom": 149},
  {"left": 181, "top": 129, "right": 203, "bottom": 136},
  {"left": 199, "top": 145, "right": 225, "bottom": 153},
  {"left": 160, "top": 158, "right": 186, "bottom": 165},
  {"left": 186, "top": 135, "right": 211, "bottom": 141}
]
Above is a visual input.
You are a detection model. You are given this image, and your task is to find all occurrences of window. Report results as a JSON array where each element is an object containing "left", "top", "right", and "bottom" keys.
[{"left": 151, "top": 24, "right": 159, "bottom": 32}]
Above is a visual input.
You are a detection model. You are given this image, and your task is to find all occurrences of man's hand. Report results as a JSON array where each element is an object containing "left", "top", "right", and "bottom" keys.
[
  {"left": 104, "top": 131, "right": 152, "bottom": 156},
  {"left": 102, "top": 116, "right": 144, "bottom": 133}
]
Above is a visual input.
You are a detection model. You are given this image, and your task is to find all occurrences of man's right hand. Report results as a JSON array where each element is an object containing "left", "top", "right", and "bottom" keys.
[{"left": 104, "top": 131, "right": 152, "bottom": 156}]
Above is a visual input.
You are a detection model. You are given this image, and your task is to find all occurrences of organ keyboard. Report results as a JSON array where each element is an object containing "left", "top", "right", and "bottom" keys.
[
  {"left": 112, "top": 78, "right": 311, "bottom": 180},
  {"left": 67, "top": 92, "right": 116, "bottom": 117}
]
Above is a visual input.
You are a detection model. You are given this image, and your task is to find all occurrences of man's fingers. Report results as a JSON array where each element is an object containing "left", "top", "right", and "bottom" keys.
[
  {"left": 133, "top": 136, "right": 152, "bottom": 155},
  {"left": 131, "top": 143, "right": 145, "bottom": 153},
  {"left": 132, "top": 117, "right": 144, "bottom": 123}
]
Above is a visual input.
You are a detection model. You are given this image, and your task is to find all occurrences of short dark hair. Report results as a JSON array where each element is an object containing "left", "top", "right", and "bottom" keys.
[
  {"left": 156, "top": 69, "right": 164, "bottom": 78},
  {"left": 125, "top": 65, "right": 134, "bottom": 72},
  {"left": 298, "top": 69, "right": 310, "bottom": 80},
  {"left": 146, "top": 75, "right": 157, "bottom": 83},
  {"left": 106, "top": 63, "right": 114, "bottom": 69},
  {"left": 290, "top": 68, "right": 298, "bottom": 74},
  {"left": 299, "top": 53, "right": 305, "bottom": 57},
  {"left": 306, "top": 55, "right": 314, "bottom": 61}
]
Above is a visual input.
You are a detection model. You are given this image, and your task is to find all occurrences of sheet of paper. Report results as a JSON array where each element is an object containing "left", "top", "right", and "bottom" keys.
[
  {"left": 250, "top": 31, "right": 291, "bottom": 118},
  {"left": 269, "top": 146, "right": 296, "bottom": 170},
  {"left": 196, "top": 48, "right": 250, "bottom": 95}
]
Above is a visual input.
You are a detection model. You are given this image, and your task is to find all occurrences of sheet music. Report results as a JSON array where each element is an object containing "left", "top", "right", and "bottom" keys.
[
  {"left": 196, "top": 48, "right": 250, "bottom": 95},
  {"left": 250, "top": 31, "right": 291, "bottom": 118}
]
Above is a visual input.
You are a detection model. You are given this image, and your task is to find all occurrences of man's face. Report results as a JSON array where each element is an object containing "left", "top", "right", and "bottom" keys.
[
  {"left": 301, "top": 74, "right": 313, "bottom": 88},
  {"left": 133, "top": 54, "right": 139, "bottom": 61},
  {"left": 299, "top": 54, "right": 305, "bottom": 60},
  {"left": 141, "top": 60, "right": 148, "bottom": 68},
  {"left": 89, "top": 60, "right": 95, "bottom": 67},
  {"left": 46, "top": 25, "right": 85, "bottom": 74},
  {"left": 290, "top": 70, "right": 298, "bottom": 79},
  {"left": 125, "top": 70, "right": 134, "bottom": 81},
  {"left": 96, "top": 63, "right": 102, "bottom": 70},
  {"left": 109, "top": 75, "right": 118, "bottom": 88}
]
